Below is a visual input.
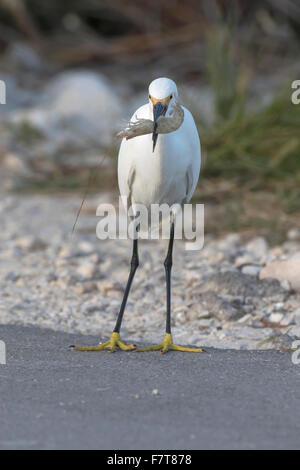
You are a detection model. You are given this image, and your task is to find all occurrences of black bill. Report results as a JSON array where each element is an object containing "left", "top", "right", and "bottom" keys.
[{"left": 152, "top": 101, "right": 167, "bottom": 152}]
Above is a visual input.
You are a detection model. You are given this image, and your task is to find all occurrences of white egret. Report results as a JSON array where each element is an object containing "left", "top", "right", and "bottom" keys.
[{"left": 72, "top": 77, "right": 202, "bottom": 353}]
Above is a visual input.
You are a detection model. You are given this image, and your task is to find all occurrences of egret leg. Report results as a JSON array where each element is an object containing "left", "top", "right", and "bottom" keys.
[
  {"left": 71, "top": 236, "right": 139, "bottom": 352},
  {"left": 138, "top": 222, "right": 203, "bottom": 353}
]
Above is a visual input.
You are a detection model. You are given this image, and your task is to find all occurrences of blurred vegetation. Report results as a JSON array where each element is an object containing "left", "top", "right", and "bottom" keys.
[
  {"left": 196, "top": 12, "right": 300, "bottom": 243},
  {"left": 1, "top": 0, "right": 300, "bottom": 242}
]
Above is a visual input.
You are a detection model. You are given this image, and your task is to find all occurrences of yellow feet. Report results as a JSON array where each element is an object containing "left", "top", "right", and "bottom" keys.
[
  {"left": 70, "top": 332, "right": 136, "bottom": 353},
  {"left": 137, "top": 333, "right": 204, "bottom": 354}
]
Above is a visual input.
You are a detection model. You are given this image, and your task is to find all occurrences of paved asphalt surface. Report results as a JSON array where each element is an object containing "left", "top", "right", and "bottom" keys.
[{"left": 0, "top": 324, "right": 299, "bottom": 450}]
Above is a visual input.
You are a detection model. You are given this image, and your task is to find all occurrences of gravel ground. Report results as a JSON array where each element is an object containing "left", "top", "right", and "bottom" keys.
[{"left": 0, "top": 192, "right": 300, "bottom": 350}]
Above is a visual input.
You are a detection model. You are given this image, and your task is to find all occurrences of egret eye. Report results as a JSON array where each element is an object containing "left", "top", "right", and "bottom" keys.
[{"left": 170, "top": 94, "right": 173, "bottom": 99}]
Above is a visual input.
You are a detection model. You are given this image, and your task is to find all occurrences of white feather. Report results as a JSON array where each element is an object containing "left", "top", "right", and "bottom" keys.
[{"left": 118, "top": 78, "right": 201, "bottom": 213}]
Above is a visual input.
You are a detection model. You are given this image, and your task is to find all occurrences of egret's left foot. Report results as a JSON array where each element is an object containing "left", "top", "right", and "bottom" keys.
[
  {"left": 137, "top": 333, "right": 203, "bottom": 354},
  {"left": 70, "top": 332, "right": 136, "bottom": 353}
]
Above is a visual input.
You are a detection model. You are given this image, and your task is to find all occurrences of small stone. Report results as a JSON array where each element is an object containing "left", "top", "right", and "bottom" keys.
[
  {"left": 238, "top": 314, "right": 252, "bottom": 324},
  {"left": 269, "top": 313, "right": 283, "bottom": 323},
  {"left": 25, "top": 71, "right": 122, "bottom": 146},
  {"left": 46, "top": 272, "right": 57, "bottom": 282},
  {"left": 81, "top": 304, "right": 100, "bottom": 315},
  {"left": 280, "top": 312, "right": 297, "bottom": 326},
  {"left": 76, "top": 263, "right": 96, "bottom": 279},
  {"left": 2, "top": 152, "right": 32, "bottom": 177},
  {"left": 260, "top": 254, "right": 300, "bottom": 292},
  {"left": 241, "top": 265, "right": 262, "bottom": 276},
  {"left": 152, "top": 389, "right": 159, "bottom": 396},
  {"left": 281, "top": 280, "right": 292, "bottom": 291},
  {"left": 197, "top": 318, "right": 213, "bottom": 327},
  {"left": 15, "top": 236, "right": 47, "bottom": 251},
  {"left": 74, "top": 282, "right": 97, "bottom": 295},
  {"left": 208, "top": 252, "right": 225, "bottom": 263},
  {"left": 293, "top": 308, "right": 300, "bottom": 319},
  {"left": 58, "top": 246, "right": 73, "bottom": 258},
  {"left": 243, "top": 305, "right": 254, "bottom": 314},
  {"left": 288, "top": 325, "right": 300, "bottom": 338},
  {"left": 217, "top": 233, "right": 241, "bottom": 251},
  {"left": 186, "top": 306, "right": 209, "bottom": 321},
  {"left": 280, "top": 308, "right": 300, "bottom": 326},
  {"left": 175, "top": 311, "right": 187, "bottom": 324},
  {"left": 287, "top": 228, "right": 300, "bottom": 241},
  {"left": 198, "top": 291, "right": 243, "bottom": 321},
  {"left": 274, "top": 302, "right": 284, "bottom": 311},
  {"left": 77, "top": 241, "right": 95, "bottom": 255},
  {"left": 5, "top": 272, "right": 20, "bottom": 282},
  {"left": 97, "top": 280, "right": 124, "bottom": 295},
  {"left": 199, "top": 271, "right": 285, "bottom": 298}
]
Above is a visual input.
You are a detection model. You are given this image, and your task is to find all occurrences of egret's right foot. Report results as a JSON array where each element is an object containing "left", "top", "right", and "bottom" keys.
[{"left": 70, "top": 332, "right": 136, "bottom": 353}]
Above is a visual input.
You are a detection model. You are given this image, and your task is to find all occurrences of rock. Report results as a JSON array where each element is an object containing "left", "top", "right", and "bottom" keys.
[
  {"left": 77, "top": 241, "right": 96, "bottom": 255},
  {"left": 241, "top": 265, "right": 262, "bottom": 276},
  {"left": 97, "top": 280, "right": 124, "bottom": 296},
  {"left": 185, "top": 303, "right": 209, "bottom": 321},
  {"left": 74, "top": 282, "right": 98, "bottom": 295},
  {"left": 293, "top": 307, "right": 300, "bottom": 320},
  {"left": 76, "top": 263, "right": 97, "bottom": 280},
  {"left": 5, "top": 272, "right": 20, "bottom": 282},
  {"left": 260, "top": 253, "right": 300, "bottom": 292},
  {"left": 288, "top": 325, "right": 300, "bottom": 338},
  {"left": 11, "top": 71, "right": 122, "bottom": 147},
  {"left": 2, "top": 152, "right": 33, "bottom": 177},
  {"left": 281, "top": 280, "right": 292, "bottom": 292},
  {"left": 58, "top": 246, "right": 73, "bottom": 258},
  {"left": 216, "top": 233, "right": 241, "bottom": 252},
  {"left": 274, "top": 302, "right": 284, "bottom": 310},
  {"left": 287, "top": 228, "right": 300, "bottom": 241},
  {"left": 175, "top": 311, "right": 187, "bottom": 325},
  {"left": 81, "top": 304, "right": 100, "bottom": 315},
  {"left": 15, "top": 236, "right": 47, "bottom": 251},
  {"left": 269, "top": 313, "right": 283, "bottom": 323},
  {"left": 198, "top": 291, "right": 243, "bottom": 321},
  {"left": 4, "top": 42, "right": 44, "bottom": 72},
  {"left": 58, "top": 243, "right": 98, "bottom": 259},
  {"left": 199, "top": 271, "right": 286, "bottom": 298},
  {"left": 246, "top": 237, "right": 269, "bottom": 261},
  {"left": 237, "top": 313, "right": 253, "bottom": 324},
  {"left": 280, "top": 308, "right": 300, "bottom": 326},
  {"left": 236, "top": 237, "right": 269, "bottom": 266}
]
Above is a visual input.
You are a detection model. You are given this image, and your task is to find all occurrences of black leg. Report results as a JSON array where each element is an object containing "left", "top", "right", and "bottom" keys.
[
  {"left": 71, "top": 228, "right": 139, "bottom": 351},
  {"left": 113, "top": 236, "right": 139, "bottom": 333},
  {"left": 137, "top": 220, "right": 203, "bottom": 353},
  {"left": 164, "top": 222, "right": 175, "bottom": 334}
]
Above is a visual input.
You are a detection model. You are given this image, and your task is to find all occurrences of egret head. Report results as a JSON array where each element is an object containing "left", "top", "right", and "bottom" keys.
[{"left": 148, "top": 78, "right": 178, "bottom": 151}]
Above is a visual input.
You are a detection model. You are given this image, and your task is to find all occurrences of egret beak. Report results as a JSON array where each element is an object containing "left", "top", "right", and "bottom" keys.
[{"left": 152, "top": 101, "right": 167, "bottom": 152}]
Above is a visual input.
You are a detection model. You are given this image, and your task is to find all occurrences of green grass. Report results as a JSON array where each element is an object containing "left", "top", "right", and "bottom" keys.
[
  {"left": 193, "top": 90, "right": 300, "bottom": 243},
  {"left": 200, "top": 92, "right": 300, "bottom": 187},
  {"left": 189, "top": 22, "right": 300, "bottom": 243},
  {"left": 16, "top": 166, "right": 117, "bottom": 194},
  {"left": 9, "top": 120, "right": 45, "bottom": 145}
]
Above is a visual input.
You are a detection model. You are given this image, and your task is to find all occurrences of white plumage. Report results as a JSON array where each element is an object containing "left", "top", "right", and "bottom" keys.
[
  {"left": 71, "top": 77, "right": 203, "bottom": 353},
  {"left": 118, "top": 77, "right": 201, "bottom": 213}
]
